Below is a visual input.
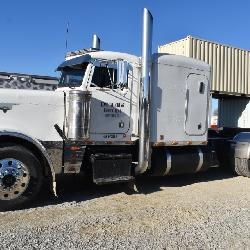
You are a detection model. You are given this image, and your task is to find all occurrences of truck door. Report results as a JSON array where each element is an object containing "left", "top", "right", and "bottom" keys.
[
  {"left": 185, "top": 73, "right": 209, "bottom": 136},
  {"left": 88, "top": 61, "right": 132, "bottom": 141}
]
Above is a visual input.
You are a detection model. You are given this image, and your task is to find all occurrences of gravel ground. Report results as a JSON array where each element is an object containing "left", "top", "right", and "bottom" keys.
[{"left": 0, "top": 168, "right": 250, "bottom": 250}]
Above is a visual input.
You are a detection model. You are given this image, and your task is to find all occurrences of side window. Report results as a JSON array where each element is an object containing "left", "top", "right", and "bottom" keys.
[
  {"left": 91, "top": 66, "right": 117, "bottom": 88},
  {"left": 90, "top": 65, "right": 129, "bottom": 89}
]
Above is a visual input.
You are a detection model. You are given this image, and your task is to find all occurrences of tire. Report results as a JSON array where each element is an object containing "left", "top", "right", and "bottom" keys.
[
  {"left": 0, "top": 143, "right": 43, "bottom": 211},
  {"left": 234, "top": 158, "right": 250, "bottom": 178}
]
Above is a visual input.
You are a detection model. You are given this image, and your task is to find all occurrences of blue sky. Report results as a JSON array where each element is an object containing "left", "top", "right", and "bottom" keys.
[{"left": 1, "top": 0, "right": 250, "bottom": 78}]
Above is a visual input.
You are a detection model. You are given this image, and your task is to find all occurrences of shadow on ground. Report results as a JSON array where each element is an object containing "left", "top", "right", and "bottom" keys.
[{"left": 31, "top": 167, "right": 236, "bottom": 209}]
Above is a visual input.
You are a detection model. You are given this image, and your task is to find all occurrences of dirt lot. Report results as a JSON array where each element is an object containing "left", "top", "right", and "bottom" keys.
[{"left": 0, "top": 168, "right": 250, "bottom": 249}]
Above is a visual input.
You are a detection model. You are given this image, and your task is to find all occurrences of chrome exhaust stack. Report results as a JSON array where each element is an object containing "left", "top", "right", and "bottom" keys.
[
  {"left": 135, "top": 8, "right": 153, "bottom": 174},
  {"left": 91, "top": 34, "right": 100, "bottom": 50}
]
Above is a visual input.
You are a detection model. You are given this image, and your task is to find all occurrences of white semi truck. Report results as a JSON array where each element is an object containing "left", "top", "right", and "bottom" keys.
[{"left": 0, "top": 9, "right": 249, "bottom": 210}]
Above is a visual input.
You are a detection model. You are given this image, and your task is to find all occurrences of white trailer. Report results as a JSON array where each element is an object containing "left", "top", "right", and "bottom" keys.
[{"left": 0, "top": 9, "right": 249, "bottom": 210}]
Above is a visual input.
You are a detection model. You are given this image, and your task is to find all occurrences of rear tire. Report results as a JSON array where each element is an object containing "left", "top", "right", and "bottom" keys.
[
  {"left": 0, "top": 144, "right": 43, "bottom": 211},
  {"left": 233, "top": 158, "right": 250, "bottom": 178}
]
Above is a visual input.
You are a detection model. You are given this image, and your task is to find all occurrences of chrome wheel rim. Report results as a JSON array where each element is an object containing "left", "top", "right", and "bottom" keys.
[{"left": 0, "top": 158, "right": 30, "bottom": 200}]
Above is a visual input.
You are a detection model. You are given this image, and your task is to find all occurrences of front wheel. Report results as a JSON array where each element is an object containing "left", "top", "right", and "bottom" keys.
[{"left": 0, "top": 144, "right": 43, "bottom": 211}]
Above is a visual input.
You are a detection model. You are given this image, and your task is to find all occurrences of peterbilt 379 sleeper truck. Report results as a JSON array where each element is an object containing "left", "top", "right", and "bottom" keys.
[{"left": 0, "top": 9, "right": 249, "bottom": 210}]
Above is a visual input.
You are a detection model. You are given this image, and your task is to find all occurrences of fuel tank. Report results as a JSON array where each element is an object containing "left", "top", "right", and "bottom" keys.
[{"left": 150, "top": 145, "right": 214, "bottom": 176}]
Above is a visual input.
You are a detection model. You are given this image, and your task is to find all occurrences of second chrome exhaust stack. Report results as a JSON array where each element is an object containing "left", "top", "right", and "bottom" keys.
[
  {"left": 92, "top": 34, "right": 100, "bottom": 50},
  {"left": 135, "top": 8, "right": 153, "bottom": 174}
]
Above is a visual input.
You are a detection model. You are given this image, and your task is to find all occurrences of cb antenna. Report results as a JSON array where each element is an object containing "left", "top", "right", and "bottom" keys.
[{"left": 65, "top": 21, "right": 70, "bottom": 52}]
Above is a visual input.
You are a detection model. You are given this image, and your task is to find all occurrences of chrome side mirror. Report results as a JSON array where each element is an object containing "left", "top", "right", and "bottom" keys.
[{"left": 117, "top": 61, "right": 129, "bottom": 85}]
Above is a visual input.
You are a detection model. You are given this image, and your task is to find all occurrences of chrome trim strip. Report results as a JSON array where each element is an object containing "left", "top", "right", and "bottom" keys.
[
  {"left": 153, "top": 141, "right": 207, "bottom": 146},
  {"left": 196, "top": 147, "right": 203, "bottom": 172},
  {"left": 83, "top": 141, "right": 136, "bottom": 145}
]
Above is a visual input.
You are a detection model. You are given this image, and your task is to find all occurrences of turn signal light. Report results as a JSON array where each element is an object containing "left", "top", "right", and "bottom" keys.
[
  {"left": 105, "top": 141, "right": 113, "bottom": 145},
  {"left": 154, "top": 142, "right": 166, "bottom": 146},
  {"left": 70, "top": 146, "right": 81, "bottom": 151}
]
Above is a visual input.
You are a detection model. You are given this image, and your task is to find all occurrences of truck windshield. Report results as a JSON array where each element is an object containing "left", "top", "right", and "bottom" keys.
[{"left": 59, "top": 63, "right": 88, "bottom": 88}]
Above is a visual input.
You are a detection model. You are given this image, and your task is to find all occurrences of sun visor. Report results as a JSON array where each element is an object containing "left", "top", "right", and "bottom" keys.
[{"left": 56, "top": 54, "right": 91, "bottom": 70}]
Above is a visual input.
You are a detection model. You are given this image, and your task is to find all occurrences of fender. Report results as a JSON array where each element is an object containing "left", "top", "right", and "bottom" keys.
[{"left": 0, "top": 130, "right": 58, "bottom": 196}]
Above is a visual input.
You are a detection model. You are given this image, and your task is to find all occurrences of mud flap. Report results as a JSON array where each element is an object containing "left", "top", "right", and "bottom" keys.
[{"left": 91, "top": 153, "right": 134, "bottom": 185}]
